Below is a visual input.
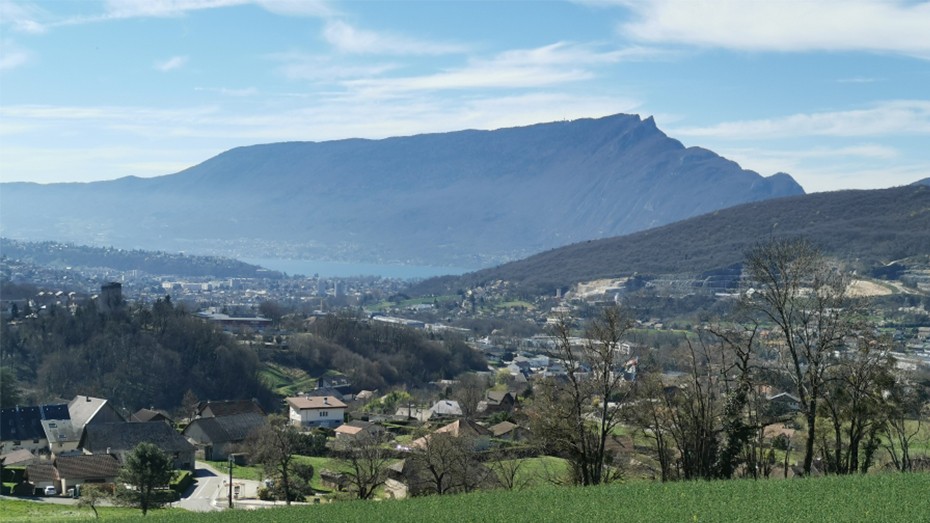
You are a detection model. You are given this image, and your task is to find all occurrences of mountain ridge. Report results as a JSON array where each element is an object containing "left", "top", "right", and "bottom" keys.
[{"left": 0, "top": 114, "right": 803, "bottom": 267}]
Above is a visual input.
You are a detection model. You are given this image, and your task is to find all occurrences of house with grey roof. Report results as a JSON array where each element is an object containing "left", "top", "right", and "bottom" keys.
[
  {"left": 1, "top": 404, "right": 71, "bottom": 454},
  {"left": 41, "top": 419, "right": 81, "bottom": 456},
  {"left": 182, "top": 412, "right": 266, "bottom": 461},
  {"left": 194, "top": 399, "right": 265, "bottom": 419},
  {"left": 68, "top": 396, "right": 125, "bottom": 432},
  {"left": 79, "top": 421, "right": 194, "bottom": 471}
]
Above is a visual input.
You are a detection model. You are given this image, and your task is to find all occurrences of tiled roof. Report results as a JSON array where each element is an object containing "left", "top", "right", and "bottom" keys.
[
  {"left": 183, "top": 412, "right": 266, "bottom": 444},
  {"left": 286, "top": 396, "right": 347, "bottom": 410},
  {"left": 80, "top": 421, "right": 194, "bottom": 455},
  {"left": 56, "top": 454, "right": 120, "bottom": 480},
  {"left": 195, "top": 400, "right": 265, "bottom": 418},
  {"left": 25, "top": 460, "right": 58, "bottom": 484}
]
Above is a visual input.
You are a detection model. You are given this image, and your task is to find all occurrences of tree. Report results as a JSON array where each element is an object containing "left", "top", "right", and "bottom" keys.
[
  {"left": 742, "top": 238, "right": 856, "bottom": 475},
  {"left": 452, "top": 373, "right": 488, "bottom": 420},
  {"left": 117, "top": 442, "right": 175, "bottom": 515},
  {"left": 76, "top": 484, "right": 112, "bottom": 519},
  {"left": 245, "top": 415, "right": 309, "bottom": 504},
  {"left": 529, "top": 306, "right": 634, "bottom": 486},
  {"left": 336, "top": 433, "right": 393, "bottom": 500},
  {"left": 1, "top": 367, "right": 23, "bottom": 408},
  {"left": 819, "top": 333, "right": 894, "bottom": 474}
]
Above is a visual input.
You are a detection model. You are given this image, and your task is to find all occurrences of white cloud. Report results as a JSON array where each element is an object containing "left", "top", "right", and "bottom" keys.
[
  {"left": 102, "top": 0, "right": 250, "bottom": 19},
  {"left": 322, "top": 20, "right": 467, "bottom": 55},
  {"left": 0, "top": 1, "right": 49, "bottom": 33},
  {"left": 154, "top": 55, "right": 189, "bottom": 72},
  {"left": 269, "top": 51, "right": 399, "bottom": 82},
  {"left": 672, "top": 101, "right": 930, "bottom": 139},
  {"left": 616, "top": 0, "right": 930, "bottom": 58},
  {"left": 340, "top": 42, "right": 659, "bottom": 96}
]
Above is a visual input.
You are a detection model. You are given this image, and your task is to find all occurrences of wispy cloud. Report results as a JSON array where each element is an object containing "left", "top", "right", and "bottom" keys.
[
  {"left": 614, "top": 0, "right": 930, "bottom": 59},
  {"left": 322, "top": 20, "right": 467, "bottom": 55},
  {"left": 194, "top": 86, "right": 259, "bottom": 97},
  {"left": 0, "top": 40, "right": 31, "bottom": 70},
  {"left": 0, "top": 1, "right": 49, "bottom": 34},
  {"left": 672, "top": 100, "right": 930, "bottom": 139},
  {"left": 340, "top": 42, "right": 663, "bottom": 96},
  {"left": 154, "top": 55, "right": 189, "bottom": 72},
  {"left": 269, "top": 51, "right": 399, "bottom": 82}
]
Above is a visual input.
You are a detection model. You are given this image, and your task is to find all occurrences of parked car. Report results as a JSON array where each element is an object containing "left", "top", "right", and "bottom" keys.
[{"left": 44, "top": 486, "right": 57, "bottom": 496}]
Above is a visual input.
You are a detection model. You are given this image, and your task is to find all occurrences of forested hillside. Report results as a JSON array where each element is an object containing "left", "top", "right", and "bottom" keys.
[
  {"left": 0, "top": 239, "right": 281, "bottom": 278},
  {"left": 1, "top": 297, "right": 274, "bottom": 411},
  {"left": 1, "top": 297, "right": 486, "bottom": 411},
  {"left": 413, "top": 184, "right": 930, "bottom": 296}
]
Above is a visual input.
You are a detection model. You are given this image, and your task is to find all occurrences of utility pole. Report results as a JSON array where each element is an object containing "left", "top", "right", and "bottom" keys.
[{"left": 228, "top": 455, "right": 233, "bottom": 509}]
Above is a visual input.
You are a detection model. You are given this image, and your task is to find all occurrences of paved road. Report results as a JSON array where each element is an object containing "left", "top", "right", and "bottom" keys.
[{"left": 177, "top": 462, "right": 227, "bottom": 512}]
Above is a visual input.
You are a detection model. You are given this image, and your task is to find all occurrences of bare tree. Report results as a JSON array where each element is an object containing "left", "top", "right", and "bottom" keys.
[
  {"left": 529, "top": 306, "right": 634, "bottom": 486},
  {"left": 452, "top": 373, "right": 489, "bottom": 420},
  {"left": 742, "top": 238, "right": 856, "bottom": 475},
  {"left": 337, "top": 434, "right": 394, "bottom": 500},
  {"left": 245, "top": 415, "right": 309, "bottom": 504}
]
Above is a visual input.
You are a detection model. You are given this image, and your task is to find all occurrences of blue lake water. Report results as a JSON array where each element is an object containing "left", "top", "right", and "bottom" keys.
[{"left": 241, "top": 257, "right": 472, "bottom": 279}]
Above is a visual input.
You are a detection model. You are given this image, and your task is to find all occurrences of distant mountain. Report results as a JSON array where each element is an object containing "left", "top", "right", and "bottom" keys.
[
  {"left": 411, "top": 184, "right": 930, "bottom": 296},
  {"left": 0, "top": 114, "right": 803, "bottom": 268}
]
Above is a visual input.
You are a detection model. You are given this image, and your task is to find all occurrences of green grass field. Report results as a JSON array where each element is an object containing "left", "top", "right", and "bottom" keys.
[
  {"left": 11, "top": 471, "right": 917, "bottom": 523},
  {"left": 0, "top": 498, "right": 185, "bottom": 521}
]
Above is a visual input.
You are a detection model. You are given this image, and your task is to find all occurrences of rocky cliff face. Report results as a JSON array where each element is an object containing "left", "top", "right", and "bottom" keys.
[{"left": 0, "top": 114, "right": 803, "bottom": 267}]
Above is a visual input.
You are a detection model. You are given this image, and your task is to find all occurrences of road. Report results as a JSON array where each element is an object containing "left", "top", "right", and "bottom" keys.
[{"left": 176, "top": 462, "right": 227, "bottom": 512}]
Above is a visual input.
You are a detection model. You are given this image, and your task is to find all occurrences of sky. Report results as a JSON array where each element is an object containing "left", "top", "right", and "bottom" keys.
[{"left": 1, "top": 0, "right": 929, "bottom": 193}]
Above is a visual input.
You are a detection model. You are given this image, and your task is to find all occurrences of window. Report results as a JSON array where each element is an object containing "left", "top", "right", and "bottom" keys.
[{"left": 319, "top": 411, "right": 328, "bottom": 417}]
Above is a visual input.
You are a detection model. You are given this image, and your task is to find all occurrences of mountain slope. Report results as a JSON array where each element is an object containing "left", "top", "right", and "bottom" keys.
[
  {"left": 0, "top": 114, "right": 802, "bottom": 267},
  {"left": 411, "top": 184, "right": 930, "bottom": 296}
]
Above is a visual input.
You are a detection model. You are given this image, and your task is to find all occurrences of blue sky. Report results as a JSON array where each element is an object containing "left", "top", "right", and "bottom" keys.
[{"left": 1, "top": 0, "right": 928, "bottom": 193}]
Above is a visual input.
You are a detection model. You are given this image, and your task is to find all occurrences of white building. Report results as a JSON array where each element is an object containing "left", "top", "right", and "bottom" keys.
[{"left": 286, "top": 396, "right": 347, "bottom": 429}]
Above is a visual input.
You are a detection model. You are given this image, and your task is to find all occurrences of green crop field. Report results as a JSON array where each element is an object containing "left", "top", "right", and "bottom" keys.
[{"left": 70, "top": 472, "right": 929, "bottom": 522}]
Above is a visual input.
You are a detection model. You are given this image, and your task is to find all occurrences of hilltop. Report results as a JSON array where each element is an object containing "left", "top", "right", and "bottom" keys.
[
  {"left": 412, "top": 184, "right": 930, "bottom": 296},
  {"left": 0, "top": 114, "right": 802, "bottom": 268}
]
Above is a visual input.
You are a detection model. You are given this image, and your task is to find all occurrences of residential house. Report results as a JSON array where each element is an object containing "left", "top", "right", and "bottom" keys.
[
  {"left": 393, "top": 405, "right": 431, "bottom": 422},
  {"left": 428, "top": 400, "right": 463, "bottom": 420},
  {"left": 41, "top": 419, "right": 81, "bottom": 456},
  {"left": 56, "top": 454, "right": 121, "bottom": 494},
  {"left": 0, "top": 448, "right": 36, "bottom": 467},
  {"left": 477, "top": 391, "right": 516, "bottom": 415},
  {"left": 129, "top": 408, "right": 173, "bottom": 424},
  {"left": 25, "top": 460, "right": 58, "bottom": 494},
  {"left": 766, "top": 392, "right": 802, "bottom": 418},
  {"left": 68, "top": 396, "right": 125, "bottom": 433},
  {"left": 286, "top": 396, "right": 347, "bottom": 429},
  {"left": 410, "top": 419, "right": 491, "bottom": 451},
  {"left": 182, "top": 412, "right": 266, "bottom": 461},
  {"left": 193, "top": 399, "right": 265, "bottom": 419},
  {"left": 79, "top": 421, "right": 195, "bottom": 471},
  {"left": 334, "top": 421, "right": 385, "bottom": 443},
  {"left": 488, "top": 421, "right": 528, "bottom": 441},
  {"left": 1, "top": 404, "right": 71, "bottom": 454}
]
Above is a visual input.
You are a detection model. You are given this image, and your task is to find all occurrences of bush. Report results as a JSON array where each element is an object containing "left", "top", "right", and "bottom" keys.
[{"left": 170, "top": 470, "right": 194, "bottom": 493}]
